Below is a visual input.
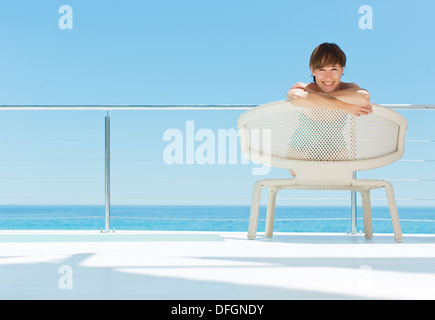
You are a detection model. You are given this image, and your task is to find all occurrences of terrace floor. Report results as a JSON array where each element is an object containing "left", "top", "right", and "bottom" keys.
[{"left": 1, "top": 230, "right": 435, "bottom": 300}]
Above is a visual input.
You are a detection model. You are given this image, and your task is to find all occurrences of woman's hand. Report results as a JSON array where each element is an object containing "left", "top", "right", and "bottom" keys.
[
  {"left": 291, "top": 82, "right": 319, "bottom": 92},
  {"left": 291, "top": 82, "right": 308, "bottom": 90},
  {"left": 344, "top": 103, "right": 373, "bottom": 117}
]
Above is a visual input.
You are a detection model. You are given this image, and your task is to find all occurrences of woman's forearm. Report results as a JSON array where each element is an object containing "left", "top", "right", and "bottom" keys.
[
  {"left": 321, "top": 87, "right": 370, "bottom": 105},
  {"left": 287, "top": 89, "right": 349, "bottom": 111},
  {"left": 287, "top": 88, "right": 372, "bottom": 116}
]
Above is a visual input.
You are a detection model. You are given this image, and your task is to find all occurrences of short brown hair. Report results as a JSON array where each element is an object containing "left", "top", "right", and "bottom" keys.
[{"left": 309, "top": 43, "right": 346, "bottom": 70}]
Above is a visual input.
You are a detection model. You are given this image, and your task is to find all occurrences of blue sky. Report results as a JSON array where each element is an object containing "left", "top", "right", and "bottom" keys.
[{"left": 0, "top": 0, "right": 434, "bottom": 207}]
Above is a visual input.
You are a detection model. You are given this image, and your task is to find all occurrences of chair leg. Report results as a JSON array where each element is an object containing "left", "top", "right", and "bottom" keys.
[
  {"left": 384, "top": 182, "right": 403, "bottom": 242},
  {"left": 265, "top": 188, "right": 278, "bottom": 238},
  {"left": 248, "top": 181, "right": 263, "bottom": 240},
  {"left": 360, "top": 189, "right": 373, "bottom": 239}
]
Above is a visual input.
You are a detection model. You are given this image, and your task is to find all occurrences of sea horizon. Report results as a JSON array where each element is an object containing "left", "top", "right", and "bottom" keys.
[{"left": 0, "top": 205, "right": 433, "bottom": 234}]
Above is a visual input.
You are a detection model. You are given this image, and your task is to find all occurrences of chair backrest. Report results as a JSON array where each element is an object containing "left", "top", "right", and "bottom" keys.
[{"left": 238, "top": 101, "right": 407, "bottom": 183}]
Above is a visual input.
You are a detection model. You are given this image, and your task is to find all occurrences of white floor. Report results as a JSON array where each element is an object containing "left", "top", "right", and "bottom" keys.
[{"left": 1, "top": 230, "right": 435, "bottom": 300}]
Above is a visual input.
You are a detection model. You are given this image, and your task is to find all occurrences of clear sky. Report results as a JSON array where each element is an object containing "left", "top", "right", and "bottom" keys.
[{"left": 0, "top": 0, "right": 434, "bottom": 207}]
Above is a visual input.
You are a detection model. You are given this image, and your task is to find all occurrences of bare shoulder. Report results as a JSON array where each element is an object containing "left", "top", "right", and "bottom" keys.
[{"left": 339, "top": 82, "right": 360, "bottom": 89}]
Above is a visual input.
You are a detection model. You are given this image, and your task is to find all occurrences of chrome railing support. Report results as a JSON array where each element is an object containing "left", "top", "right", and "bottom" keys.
[
  {"left": 351, "top": 172, "right": 357, "bottom": 234},
  {"left": 104, "top": 111, "right": 111, "bottom": 232}
]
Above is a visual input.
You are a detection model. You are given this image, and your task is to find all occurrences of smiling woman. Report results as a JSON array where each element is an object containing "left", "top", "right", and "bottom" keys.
[
  {"left": 285, "top": 42, "right": 373, "bottom": 177},
  {"left": 287, "top": 42, "right": 371, "bottom": 117}
]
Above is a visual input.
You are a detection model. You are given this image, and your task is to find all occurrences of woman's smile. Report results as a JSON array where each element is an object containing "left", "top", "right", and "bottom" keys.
[{"left": 322, "top": 81, "right": 335, "bottom": 86}]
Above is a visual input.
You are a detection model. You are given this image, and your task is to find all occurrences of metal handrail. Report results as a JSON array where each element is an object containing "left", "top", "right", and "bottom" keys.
[{"left": 0, "top": 103, "right": 434, "bottom": 110}]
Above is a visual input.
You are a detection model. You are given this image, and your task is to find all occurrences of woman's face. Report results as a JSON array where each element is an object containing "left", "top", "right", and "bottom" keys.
[{"left": 311, "top": 64, "right": 344, "bottom": 92}]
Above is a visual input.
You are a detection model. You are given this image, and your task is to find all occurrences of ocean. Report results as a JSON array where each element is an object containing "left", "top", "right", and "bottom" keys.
[{"left": 0, "top": 205, "right": 434, "bottom": 234}]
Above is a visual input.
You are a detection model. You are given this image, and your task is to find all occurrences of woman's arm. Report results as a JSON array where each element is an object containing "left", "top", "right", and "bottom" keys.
[
  {"left": 287, "top": 83, "right": 372, "bottom": 117},
  {"left": 320, "top": 83, "right": 370, "bottom": 105},
  {"left": 287, "top": 87, "right": 346, "bottom": 110}
]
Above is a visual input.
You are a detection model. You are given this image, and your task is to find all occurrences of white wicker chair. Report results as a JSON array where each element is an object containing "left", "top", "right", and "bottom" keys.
[{"left": 238, "top": 100, "right": 407, "bottom": 242}]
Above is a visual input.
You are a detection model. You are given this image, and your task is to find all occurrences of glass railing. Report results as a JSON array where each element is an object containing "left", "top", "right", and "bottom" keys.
[{"left": 0, "top": 104, "right": 434, "bottom": 235}]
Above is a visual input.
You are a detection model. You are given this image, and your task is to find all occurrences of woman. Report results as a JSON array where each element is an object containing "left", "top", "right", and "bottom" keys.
[
  {"left": 288, "top": 42, "right": 371, "bottom": 116},
  {"left": 286, "top": 43, "right": 372, "bottom": 176}
]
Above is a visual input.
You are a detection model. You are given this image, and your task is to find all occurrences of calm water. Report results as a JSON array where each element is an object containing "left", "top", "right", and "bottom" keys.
[{"left": 0, "top": 205, "right": 434, "bottom": 234}]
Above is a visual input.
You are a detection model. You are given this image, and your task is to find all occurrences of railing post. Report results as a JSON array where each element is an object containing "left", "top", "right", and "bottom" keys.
[
  {"left": 351, "top": 172, "right": 357, "bottom": 234},
  {"left": 104, "top": 111, "right": 111, "bottom": 232},
  {"left": 349, "top": 116, "right": 358, "bottom": 235}
]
